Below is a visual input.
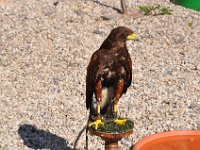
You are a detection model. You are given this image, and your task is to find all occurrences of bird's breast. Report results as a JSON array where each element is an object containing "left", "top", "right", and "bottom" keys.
[
  {"left": 101, "top": 68, "right": 116, "bottom": 85},
  {"left": 101, "top": 87, "right": 114, "bottom": 108},
  {"left": 102, "top": 66, "right": 126, "bottom": 80},
  {"left": 107, "top": 70, "right": 116, "bottom": 78}
]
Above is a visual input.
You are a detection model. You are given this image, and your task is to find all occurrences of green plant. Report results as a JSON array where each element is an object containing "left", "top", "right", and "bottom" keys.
[
  {"left": 159, "top": 7, "right": 172, "bottom": 15},
  {"left": 90, "top": 117, "right": 134, "bottom": 133},
  {"left": 96, "top": 120, "right": 134, "bottom": 133},
  {"left": 139, "top": 4, "right": 160, "bottom": 15},
  {"left": 139, "top": 4, "right": 172, "bottom": 16},
  {"left": 188, "top": 21, "right": 193, "bottom": 28}
]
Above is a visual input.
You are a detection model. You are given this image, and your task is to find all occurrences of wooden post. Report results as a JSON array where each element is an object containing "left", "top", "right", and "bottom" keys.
[
  {"left": 104, "top": 138, "right": 120, "bottom": 150},
  {"left": 120, "top": 0, "right": 127, "bottom": 13},
  {"left": 89, "top": 127, "right": 133, "bottom": 150}
]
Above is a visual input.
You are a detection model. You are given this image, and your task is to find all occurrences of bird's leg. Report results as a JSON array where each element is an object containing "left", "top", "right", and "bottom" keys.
[
  {"left": 113, "top": 79, "right": 127, "bottom": 125},
  {"left": 89, "top": 80, "right": 104, "bottom": 129},
  {"left": 113, "top": 80, "right": 124, "bottom": 117}
]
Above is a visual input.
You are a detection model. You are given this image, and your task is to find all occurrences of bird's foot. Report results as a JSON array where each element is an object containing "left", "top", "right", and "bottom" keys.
[
  {"left": 114, "top": 118, "right": 127, "bottom": 125},
  {"left": 89, "top": 119, "right": 104, "bottom": 129}
]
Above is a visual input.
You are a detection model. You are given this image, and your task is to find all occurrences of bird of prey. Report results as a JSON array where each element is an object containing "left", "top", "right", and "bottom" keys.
[{"left": 86, "top": 26, "right": 137, "bottom": 129}]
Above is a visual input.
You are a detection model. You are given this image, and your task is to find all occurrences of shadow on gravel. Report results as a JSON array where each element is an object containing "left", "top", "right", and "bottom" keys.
[
  {"left": 90, "top": 0, "right": 122, "bottom": 13},
  {"left": 18, "top": 124, "right": 73, "bottom": 150}
]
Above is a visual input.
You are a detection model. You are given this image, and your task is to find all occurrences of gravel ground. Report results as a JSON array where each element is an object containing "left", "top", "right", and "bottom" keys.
[{"left": 0, "top": 0, "right": 200, "bottom": 150}]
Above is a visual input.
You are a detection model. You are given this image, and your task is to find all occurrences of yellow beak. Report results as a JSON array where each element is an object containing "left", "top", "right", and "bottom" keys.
[{"left": 127, "top": 34, "right": 137, "bottom": 40}]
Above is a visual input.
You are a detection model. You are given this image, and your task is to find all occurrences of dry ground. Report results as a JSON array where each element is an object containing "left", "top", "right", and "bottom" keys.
[{"left": 0, "top": 0, "right": 200, "bottom": 149}]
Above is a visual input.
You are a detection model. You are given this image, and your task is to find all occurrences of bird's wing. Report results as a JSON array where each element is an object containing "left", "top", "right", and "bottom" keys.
[
  {"left": 122, "top": 53, "right": 132, "bottom": 93},
  {"left": 86, "top": 51, "right": 99, "bottom": 109},
  {"left": 127, "top": 53, "right": 132, "bottom": 87}
]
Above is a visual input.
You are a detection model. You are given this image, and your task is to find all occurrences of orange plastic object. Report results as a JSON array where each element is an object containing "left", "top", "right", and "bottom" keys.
[{"left": 134, "top": 130, "right": 200, "bottom": 150}]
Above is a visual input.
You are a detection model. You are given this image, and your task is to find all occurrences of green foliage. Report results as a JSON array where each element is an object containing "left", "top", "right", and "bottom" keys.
[
  {"left": 139, "top": 4, "right": 172, "bottom": 16},
  {"left": 92, "top": 119, "right": 134, "bottom": 133},
  {"left": 139, "top": 4, "right": 160, "bottom": 15},
  {"left": 97, "top": 120, "right": 134, "bottom": 133},
  {"left": 159, "top": 7, "right": 173, "bottom": 15},
  {"left": 188, "top": 21, "right": 193, "bottom": 28}
]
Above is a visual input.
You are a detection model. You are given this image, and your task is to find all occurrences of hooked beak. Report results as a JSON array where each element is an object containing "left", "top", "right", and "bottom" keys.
[{"left": 127, "top": 34, "right": 137, "bottom": 40}]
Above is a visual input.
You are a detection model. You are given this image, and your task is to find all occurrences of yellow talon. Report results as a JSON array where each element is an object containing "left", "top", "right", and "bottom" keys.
[
  {"left": 114, "top": 119, "right": 127, "bottom": 125},
  {"left": 97, "top": 105, "right": 100, "bottom": 114},
  {"left": 89, "top": 119, "right": 104, "bottom": 129},
  {"left": 114, "top": 105, "right": 118, "bottom": 112}
]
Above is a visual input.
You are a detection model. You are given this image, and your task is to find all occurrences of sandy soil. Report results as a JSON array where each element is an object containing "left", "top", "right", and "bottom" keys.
[{"left": 0, "top": 0, "right": 200, "bottom": 149}]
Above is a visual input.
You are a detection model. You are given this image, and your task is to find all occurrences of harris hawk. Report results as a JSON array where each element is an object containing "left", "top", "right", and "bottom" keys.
[{"left": 86, "top": 26, "right": 137, "bottom": 129}]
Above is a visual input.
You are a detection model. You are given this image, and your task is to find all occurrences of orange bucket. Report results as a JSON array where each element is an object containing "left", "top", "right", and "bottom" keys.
[{"left": 134, "top": 130, "right": 200, "bottom": 150}]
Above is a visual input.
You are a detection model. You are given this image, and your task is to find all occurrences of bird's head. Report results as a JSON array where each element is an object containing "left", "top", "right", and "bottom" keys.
[
  {"left": 109, "top": 26, "right": 137, "bottom": 42},
  {"left": 100, "top": 26, "right": 137, "bottom": 49}
]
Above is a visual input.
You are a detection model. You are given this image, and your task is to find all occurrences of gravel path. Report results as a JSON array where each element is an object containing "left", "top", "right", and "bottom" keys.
[{"left": 0, "top": 0, "right": 200, "bottom": 149}]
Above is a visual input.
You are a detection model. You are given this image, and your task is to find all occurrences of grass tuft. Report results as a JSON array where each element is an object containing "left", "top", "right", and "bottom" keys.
[
  {"left": 139, "top": 4, "right": 172, "bottom": 16},
  {"left": 90, "top": 117, "right": 134, "bottom": 133}
]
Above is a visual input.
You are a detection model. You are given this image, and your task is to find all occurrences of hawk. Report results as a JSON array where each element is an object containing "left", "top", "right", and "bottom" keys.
[{"left": 86, "top": 26, "right": 137, "bottom": 129}]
